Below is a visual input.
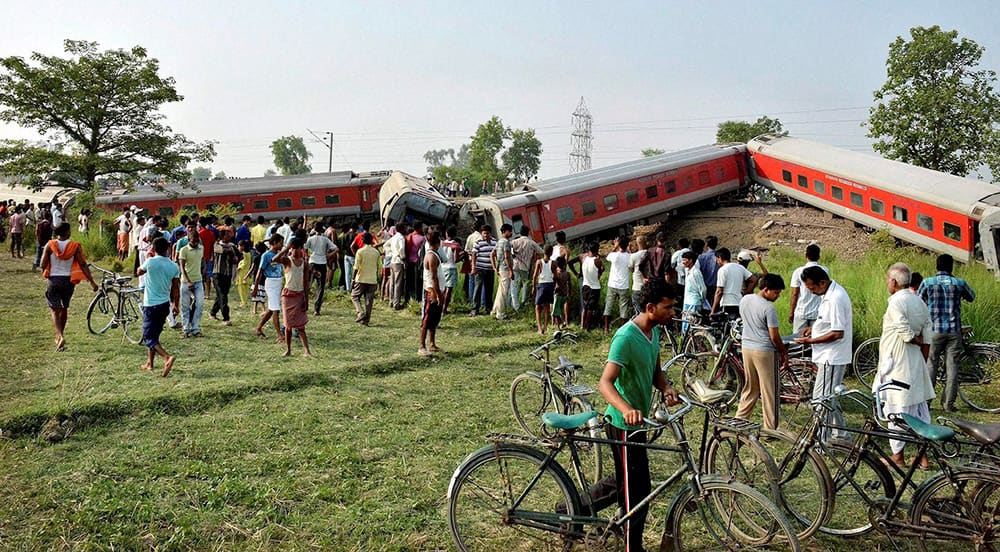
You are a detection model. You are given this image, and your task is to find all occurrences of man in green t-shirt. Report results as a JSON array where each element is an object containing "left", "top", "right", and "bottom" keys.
[
  {"left": 599, "top": 278, "right": 680, "bottom": 551},
  {"left": 177, "top": 224, "right": 206, "bottom": 338}
]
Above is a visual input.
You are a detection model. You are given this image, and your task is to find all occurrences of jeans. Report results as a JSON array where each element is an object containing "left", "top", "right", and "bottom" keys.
[
  {"left": 33, "top": 244, "right": 44, "bottom": 269},
  {"left": 311, "top": 263, "right": 327, "bottom": 313},
  {"left": 929, "top": 332, "right": 963, "bottom": 408},
  {"left": 343, "top": 255, "right": 356, "bottom": 292},
  {"left": 210, "top": 273, "right": 232, "bottom": 321},
  {"left": 181, "top": 281, "right": 205, "bottom": 334},
  {"left": 472, "top": 271, "right": 494, "bottom": 314},
  {"left": 511, "top": 269, "right": 531, "bottom": 311}
]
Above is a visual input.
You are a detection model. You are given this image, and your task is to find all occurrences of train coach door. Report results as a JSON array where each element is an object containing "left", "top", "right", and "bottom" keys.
[
  {"left": 359, "top": 186, "right": 373, "bottom": 214},
  {"left": 527, "top": 205, "right": 544, "bottom": 243},
  {"left": 978, "top": 199, "right": 1000, "bottom": 278}
]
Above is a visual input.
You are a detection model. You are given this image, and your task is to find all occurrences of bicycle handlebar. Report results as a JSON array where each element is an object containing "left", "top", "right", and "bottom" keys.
[
  {"left": 528, "top": 330, "right": 580, "bottom": 360},
  {"left": 644, "top": 394, "right": 693, "bottom": 428}
]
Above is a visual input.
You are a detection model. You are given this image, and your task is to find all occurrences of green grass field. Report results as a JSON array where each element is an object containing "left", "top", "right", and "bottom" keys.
[{"left": 1, "top": 238, "right": 998, "bottom": 550}]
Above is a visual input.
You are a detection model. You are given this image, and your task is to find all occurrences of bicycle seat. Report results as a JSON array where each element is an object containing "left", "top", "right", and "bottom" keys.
[
  {"left": 542, "top": 410, "right": 598, "bottom": 430},
  {"left": 555, "top": 356, "right": 582, "bottom": 372},
  {"left": 688, "top": 379, "right": 733, "bottom": 405},
  {"left": 115, "top": 276, "right": 132, "bottom": 285},
  {"left": 897, "top": 413, "right": 955, "bottom": 442},
  {"left": 940, "top": 417, "right": 1000, "bottom": 447}
]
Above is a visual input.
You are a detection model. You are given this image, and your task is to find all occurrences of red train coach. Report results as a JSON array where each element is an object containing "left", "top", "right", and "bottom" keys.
[
  {"left": 96, "top": 170, "right": 391, "bottom": 221},
  {"left": 460, "top": 144, "right": 750, "bottom": 244},
  {"left": 747, "top": 134, "right": 1000, "bottom": 275}
]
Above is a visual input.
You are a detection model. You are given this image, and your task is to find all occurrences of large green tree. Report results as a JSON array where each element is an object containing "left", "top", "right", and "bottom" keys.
[
  {"left": 191, "top": 166, "right": 212, "bottom": 181},
  {"left": 716, "top": 116, "right": 783, "bottom": 144},
  {"left": 0, "top": 40, "right": 215, "bottom": 191},
  {"left": 867, "top": 25, "right": 1000, "bottom": 179},
  {"left": 468, "top": 116, "right": 509, "bottom": 185},
  {"left": 502, "top": 129, "right": 542, "bottom": 182},
  {"left": 270, "top": 135, "right": 312, "bottom": 175}
]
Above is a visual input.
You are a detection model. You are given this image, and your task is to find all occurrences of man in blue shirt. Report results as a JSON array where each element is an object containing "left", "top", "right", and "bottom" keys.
[
  {"left": 917, "top": 254, "right": 976, "bottom": 412},
  {"left": 169, "top": 214, "right": 189, "bottom": 244},
  {"left": 697, "top": 235, "right": 719, "bottom": 300},
  {"left": 137, "top": 237, "right": 180, "bottom": 377},
  {"left": 235, "top": 215, "right": 252, "bottom": 245}
]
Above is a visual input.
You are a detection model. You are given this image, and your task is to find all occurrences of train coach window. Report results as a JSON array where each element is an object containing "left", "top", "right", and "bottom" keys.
[
  {"left": 324, "top": 194, "right": 340, "bottom": 205},
  {"left": 782, "top": 170, "right": 792, "bottom": 183},
  {"left": 182, "top": 204, "right": 196, "bottom": 212},
  {"left": 917, "top": 214, "right": 934, "bottom": 232},
  {"left": 683, "top": 175, "right": 694, "bottom": 190},
  {"left": 276, "top": 198, "right": 292, "bottom": 209},
  {"left": 850, "top": 192, "right": 863, "bottom": 207},
  {"left": 206, "top": 203, "right": 219, "bottom": 212},
  {"left": 625, "top": 189, "right": 640, "bottom": 204},
  {"left": 603, "top": 194, "right": 619, "bottom": 211},
  {"left": 665, "top": 180, "right": 676, "bottom": 194},
  {"left": 528, "top": 211, "right": 540, "bottom": 232},
  {"left": 158, "top": 206, "right": 174, "bottom": 217},
  {"left": 645, "top": 185, "right": 659, "bottom": 199},
  {"left": 232, "top": 202, "right": 244, "bottom": 212},
  {"left": 582, "top": 201, "right": 597, "bottom": 217},
  {"left": 831, "top": 186, "right": 843, "bottom": 201},
  {"left": 253, "top": 200, "right": 269, "bottom": 210},
  {"left": 813, "top": 180, "right": 826, "bottom": 195},
  {"left": 510, "top": 214, "right": 524, "bottom": 235},
  {"left": 870, "top": 198, "right": 885, "bottom": 215},
  {"left": 301, "top": 196, "right": 316, "bottom": 207},
  {"left": 556, "top": 207, "right": 574, "bottom": 223},
  {"left": 797, "top": 175, "right": 808, "bottom": 189},
  {"left": 698, "top": 171, "right": 711, "bottom": 185},
  {"left": 944, "top": 222, "right": 962, "bottom": 242},
  {"left": 892, "top": 206, "right": 909, "bottom": 223}
]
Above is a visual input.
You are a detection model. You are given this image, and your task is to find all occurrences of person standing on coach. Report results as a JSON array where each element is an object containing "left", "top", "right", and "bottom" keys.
[
  {"left": 918, "top": 254, "right": 975, "bottom": 412},
  {"left": 40, "top": 222, "right": 99, "bottom": 352}
]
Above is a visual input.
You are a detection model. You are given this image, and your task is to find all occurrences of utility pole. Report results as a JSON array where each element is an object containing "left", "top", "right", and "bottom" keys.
[
  {"left": 569, "top": 97, "right": 593, "bottom": 173},
  {"left": 307, "top": 129, "right": 335, "bottom": 172}
]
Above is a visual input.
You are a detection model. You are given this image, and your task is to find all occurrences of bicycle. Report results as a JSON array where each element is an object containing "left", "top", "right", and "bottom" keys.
[
  {"left": 853, "top": 327, "right": 1000, "bottom": 412},
  {"left": 762, "top": 379, "right": 1000, "bottom": 549},
  {"left": 86, "top": 264, "right": 145, "bottom": 345},
  {"left": 660, "top": 311, "right": 716, "bottom": 358},
  {"left": 447, "top": 385, "right": 802, "bottom": 551},
  {"left": 509, "top": 330, "right": 603, "bottom": 482}
]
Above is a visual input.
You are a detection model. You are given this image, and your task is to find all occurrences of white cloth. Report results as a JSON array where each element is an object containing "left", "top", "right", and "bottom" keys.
[
  {"left": 684, "top": 265, "right": 708, "bottom": 309},
  {"left": 672, "top": 248, "right": 690, "bottom": 285},
  {"left": 790, "top": 261, "right": 829, "bottom": 320},
  {"left": 875, "top": 289, "right": 935, "bottom": 408},
  {"left": 115, "top": 214, "right": 131, "bottom": 234},
  {"left": 717, "top": 262, "right": 752, "bottom": 307},
  {"left": 606, "top": 251, "right": 631, "bottom": 290},
  {"left": 887, "top": 402, "right": 930, "bottom": 455},
  {"left": 581, "top": 256, "right": 600, "bottom": 289},
  {"left": 305, "top": 235, "right": 337, "bottom": 265},
  {"left": 276, "top": 225, "right": 292, "bottom": 243},
  {"left": 385, "top": 233, "right": 406, "bottom": 265},
  {"left": 811, "top": 281, "right": 853, "bottom": 366},
  {"left": 536, "top": 258, "right": 554, "bottom": 284},
  {"left": 49, "top": 239, "right": 74, "bottom": 276},
  {"left": 629, "top": 250, "right": 647, "bottom": 291},
  {"left": 265, "top": 277, "right": 283, "bottom": 312}
]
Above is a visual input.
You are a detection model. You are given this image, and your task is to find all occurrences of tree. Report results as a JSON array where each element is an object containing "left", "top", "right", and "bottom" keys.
[
  {"left": 468, "top": 116, "right": 509, "bottom": 185},
  {"left": 212, "top": 171, "right": 226, "bottom": 180},
  {"left": 867, "top": 25, "right": 1000, "bottom": 179},
  {"left": 716, "top": 116, "right": 783, "bottom": 144},
  {"left": 642, "top": 148, "right": 665, "bottom": 157},
  {"left": 423, "top": 148, "right": 456, "bottom": 173},
  {"left": 191, "top": 166, "right": 212, "bottom": 181},
  {"left": 502, "top": 129, "right": 543, "bottom": 182},
  {"left": 264, "top": 169, "right": 277, "bottom": 177},
  {"left": 270, "top": 135, "right": 312, "bottom": 175},
  {"left": 0, "top": 40, "right": 215, "bottom": 191}
]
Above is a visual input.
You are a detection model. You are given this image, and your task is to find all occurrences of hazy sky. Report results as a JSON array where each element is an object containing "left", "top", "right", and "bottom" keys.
[{"left": 2, "top": 0, "right": 999, "bottom": 180}]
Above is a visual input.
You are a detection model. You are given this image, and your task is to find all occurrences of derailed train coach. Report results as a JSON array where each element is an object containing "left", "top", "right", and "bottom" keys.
[
  {"left": 459, "top": 144, "right": 751, "bottom": 244},
  {"left": 747, "top": 134, "right": 1000, "bottom": 276}
]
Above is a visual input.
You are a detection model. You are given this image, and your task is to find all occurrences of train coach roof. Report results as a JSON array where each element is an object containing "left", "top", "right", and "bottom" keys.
[
  {"left": 519, "top": 144, "right": 746, "bottom": 201},
  {"left": 96, "top": 170, "right": 386, "bottom": 203},
  {"left": 748, "top": 134, "right": 997, "bottom": 213}
]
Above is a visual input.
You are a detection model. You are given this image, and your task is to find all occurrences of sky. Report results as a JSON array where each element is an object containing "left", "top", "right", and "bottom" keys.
[{"left": 1, "top": 0, "right": 999, "bottom": 181}]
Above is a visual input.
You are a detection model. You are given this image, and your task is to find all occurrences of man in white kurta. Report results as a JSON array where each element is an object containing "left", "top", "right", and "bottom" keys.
[{"left": 874, "top": 263, "right": 934, "bottom": 467}]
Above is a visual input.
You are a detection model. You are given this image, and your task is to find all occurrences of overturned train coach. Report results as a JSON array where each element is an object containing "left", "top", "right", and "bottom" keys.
[
  {"left": 457, "top": 143, "right": 750, "bottom": 244},
  {"left": 747, "top": 134, "right": 1000, "bottom": 276}
]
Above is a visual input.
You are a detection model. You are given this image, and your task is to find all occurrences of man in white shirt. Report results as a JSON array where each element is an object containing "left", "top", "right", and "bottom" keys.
[
  {"left": 628, "top": 235, "right": 648, "bottom": 316},
  {"left": 604, "top": 235, "right": 632, "bottom": 333},
  {"left": 874, "top": 262, "right": 934, "bottom": 468},
  {"left": 711, "top": 248, "right": 752, "bottom": 317},
  {"left": 671, "top": 238, "right": 690, "bottom": 287},
  {"left": 114, "top": 207, "right": 133, "bottom": 261},
  {"left": 305, "top": 222, "right": 338, "bottom": 315},
  {"left": 385, "top": 222, "right": 407, "bottom": 309},
  {"left": 794, "top": 266, "right": 852, "bottom": 441},
  {"left": 680, "top": 251, "right": 707, "bottom": 332},
  {"left": 510, "top": 226, "right": 542, "bottom": 312},
  {"left": 789, "top": 244, "right": 828, "bottom": 334}
]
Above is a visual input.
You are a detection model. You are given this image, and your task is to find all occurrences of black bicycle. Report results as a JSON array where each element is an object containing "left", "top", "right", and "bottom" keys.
[{"left": 87, "top": 264, "right": 144, "bottom": 345}]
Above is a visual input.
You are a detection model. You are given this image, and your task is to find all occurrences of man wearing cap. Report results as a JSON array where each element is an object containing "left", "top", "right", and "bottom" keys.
[
  {"left": 711, "top": 247, "right": 753, "bottom": 317},
  {"left": 736, "top": 249, "right": 768, "bottom": 295}
]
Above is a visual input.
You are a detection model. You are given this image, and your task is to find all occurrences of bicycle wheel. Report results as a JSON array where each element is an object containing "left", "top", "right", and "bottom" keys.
[
  {"left": 852, "top": 337, "right": 879, "bottom": 388},
  {"left": 779, "top": 359, "right": 817, "bottom": 404},
  {"left": 684, "top": 330, "right": 716, "bottom": 354},
  {"left": 758, "top": 429, "right": 833, "bottom": 541},
  {"left": 87, "top": 290, "right": 119, "bottom": 335},
  {"left": 910, "top": 470, "right": 1000, "bottom": 552},
  {"left": 566, "top": 396, "right": 602, "bottom": 485},
  {"left": 665, "top": 476, "right": 801, "bottom": 551},
  {"left": 681, "top": 352, "right": 742, "bottom": 408},
  {"left": 958, "top": 345, "right": 1000, "bottom": 413},
  {"left": 121, "top": 292, "right": 144, "bottom": 345},
  {"left": 510, "top": 373, "right": 559, "bottom": 439},
  {"left": 818, "top": 441, "right": 896, "bottom": 537},
  {"left": 704, "top": 431, "right": 785, "bottom": 530},
  {"left": 447, "top": 444, "right": 582, "bottom": 551}
]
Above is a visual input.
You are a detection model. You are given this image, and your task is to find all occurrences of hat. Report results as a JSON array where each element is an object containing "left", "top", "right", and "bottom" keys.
[
  {"left": 737, "top": 249, "right": 755, "bottom": 262},
  {"left": 130, "top": 205, "right": 138, "bottom": 211}
]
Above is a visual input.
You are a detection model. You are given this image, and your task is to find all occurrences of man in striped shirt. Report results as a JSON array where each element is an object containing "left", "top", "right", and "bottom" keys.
[{"left": 469, "top": 225, "right": 497, "bottom": 316}]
